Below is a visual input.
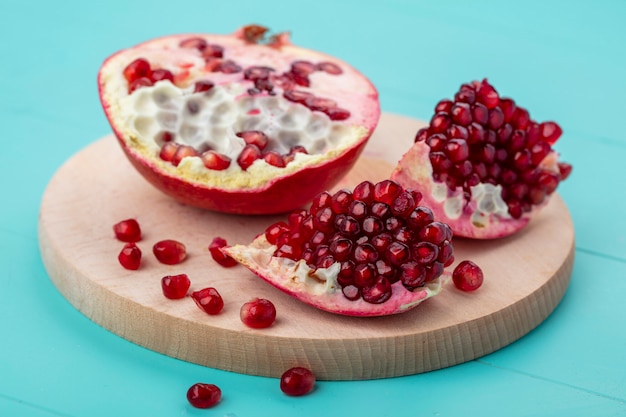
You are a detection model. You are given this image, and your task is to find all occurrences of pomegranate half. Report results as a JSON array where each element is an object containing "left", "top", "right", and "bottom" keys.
[
  {"left": 98, "top": 25, "right": 380, "bottom": 214},
  {"left": 224, "top": 180, "right": 452, "bottom": 317},
  {"left": 391, "top": 79, "right": 571, "bottom": 239}
]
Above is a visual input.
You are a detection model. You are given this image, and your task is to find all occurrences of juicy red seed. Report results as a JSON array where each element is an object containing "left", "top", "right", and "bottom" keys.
[
  {"left": 113, "top": 219, "right": 142, "bottom": 242},
  {"left": 488, "top": 107, "right": 505, "bottom": 130},
  {"left": 390, "top": 191, "right": 416, "bottom": 217},
  {"left": 472, "top": 103, "right": 489, "bottom": 124},
  {"left": 386, "top": 241, "right": 410, "bottom": 266},
  {"left": 194, "top": 80, "right": 215, "bottom": 93},
  {"left": 201, "top": 150, "right": 231, "bottom": 170},
  {"left": 370, "top": 202, "right": 390, "bottom": 218},
  {"left": 244, "top": 65, "right": 274, "bottom": 81},
  {"left": 161, "top": 274, "right": 191, "bottom": 299},
  {"left": 400, "top": 262, "right": 426, "bottom": 288},
  {"left": 415, "top": 127, "right": 430, "bottom": 143},
  {"left": 435, "top": 99, "right": 454, "bottom": 113},
  {"left": 118, "top": 243, "right": 142, "bottom": 270},
  {"left": 342, "top": 285, "right": 360, "bottom": 300},
  {"left": 419, "top": 222, "right": 450, "bottom": 245},
  {"left": 558, "top": 162, "right": 573, "bottom": 180},
  {"left": 317, "top": 61, "right": 342, "bottom": 74},
  {"left": 438, "top": 241, "right": 455, "bottom": 266},
  {"left": 150, "top": 68, "right": 174, "bottom": 83},
  {"left": 371, "top": 233, "right": 393, "bottom": 252},
  {"left": 362, "top": 216, "right": 384, "bottom": 236},
  {"left": 218, "top": 60, "right": 242, "bottom": 73},
  {"left": 444, "top": 139, "right": 470, "bottom": 162},
  {"left": 373, "top": 180, "right": 402, "bottom": 205},
  {"left": 353, "top": 180, "right": 375, "bottom": 203},
  {"left": 450, "top": 102, "right": 472, "bottom": 126},
  {"left": 325, "top": 107, "right": 351, "bottom": 121},
  {"left": 411, "top": 241, "right": 439, "bottom": 264},
  {"left": 283, "top": 89, "right": 313, "bottom": 104},
  {"left": 329, "top": 238, "right": 353, "bottom": 261},
  {"left": 316, "top": 254, "right": 335, "bottom": 269},
  {"left": 537, "top": 171, "right": 560, "bottom": 193},
  {"left": 408, "top": 206, "right": 434, "bottom": 229},
  {"left": 128, "top": 77, "right": 153, "bottom": 93},
  {"left": 153, "top": 239, "right": 187, "bottom": 265},
  {"left": 354, "top": 243, "right": 378, "bottom": 263},
  {"left": 202, "top": 44, "right": 224, "bottom": 59},
  {"left": 191, "top": 287, "right": 224, "bottom": 315},
  {"left": 179, "top": 37, "right": 208, "bottom": 50},
  {"left": 500, "top": 98, "right": 517, "bottom": 122},
  {"left": 337, "top": 216, "right": 360, "bottom": 236},
  {"left": 237, "top": 144, "right": 262, "bottom": 170},
  {"left": 430, "top": 112, "right": 452, "bottom": 133},
  {"left": 455, "top": 84, "right": 476, "bottom": 103},
  {"left": 348, "top": 200, "right": 368, "bottom": 219},
  {"left": 476, "top": 79, "right": 499, "bottom": 109},
  {"left": 354, "top": 263, "right": 376, "bottom": 287},
  {"left": 123, "top": 58, "right": 151, "bottom": 82},
  {"left": 172, "top": 145, "right": 199, "bottom": 167},
  {"left": 236, "top": 130, "right": 269, "bottom": 150},
  {"left": 291, "top": 60, "right": 317, "bottom": 76},
  {"left": 330, "top": 189, "right": 353, "bottom": 214},
  {"left": 361, "top": 277, "right": 392, "bottom": 304},
  {"left": 540, "top": 121, "right": 562, "bottom": 144},
  {"left": 187, "top": 383, "right": 221, "bottom": 409},
  {"left": 209, "top": 237, "right": 238, "bottom": 267},
  {"left": 425, "top": 262, "right": 445, "bottom": 282},
  {"left": 280, "top": 367, "right": 316, "bottom": 396},
  {"left": 159, "top": 142, "right": 178, "bottom": 162},
  {"left": 265, "top": 222, "right": 289, "bottom": 245},
  {"left": 313, "top": 207, "right": 335, "bottom": 233},
  {"left": 310, "top": 191, "right": 332, "bottom": 214},
  {"left": 240, "top": 298, "right": 276, "bottom": 329},
  {"left": 305, "top": 96, "right": 337, "bottom": 112},
  {"left": 453, "top": 260, "right": 484, "bottom": 291},
  {"left": 513, "top": 107, "right": 530, "bottom": 129},
  {"left": 263, "top": 151, "right": 286, "bottom": 167}
]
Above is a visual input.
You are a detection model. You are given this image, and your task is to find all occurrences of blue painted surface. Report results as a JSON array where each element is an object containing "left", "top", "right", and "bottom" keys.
[{"left": 1, "top": 1, "right": 625, "bottom": 415}]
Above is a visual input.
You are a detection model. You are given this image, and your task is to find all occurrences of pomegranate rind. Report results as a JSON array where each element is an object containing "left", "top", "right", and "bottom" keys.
[
  {"left": 392, "top": 140, "right": 544, "bottom": 239},
  {"left": 224, "top": 235, "right": 448, "bottom": 317},
  {"left": 98, "top": 30, "right": 380, "bottom": 215}
]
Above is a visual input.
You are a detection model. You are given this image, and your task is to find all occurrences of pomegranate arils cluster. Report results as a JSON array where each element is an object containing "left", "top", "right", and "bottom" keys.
[
  {"left": 265, "top": 180, "right": 453, "bottom": 304},
  {"left": 416, "top": 79, "right": 571, "bottom": 220}
]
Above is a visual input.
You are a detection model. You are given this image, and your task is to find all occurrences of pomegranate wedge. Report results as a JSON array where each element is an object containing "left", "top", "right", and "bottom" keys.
[
  {"left": 98, "top": 25, "right": 380, "bottom": 214},
  {"left": 224, "top": 180, "right": 451, "bottom": 317}
]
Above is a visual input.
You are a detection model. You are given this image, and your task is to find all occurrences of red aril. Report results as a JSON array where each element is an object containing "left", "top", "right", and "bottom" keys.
[
  {"left": 191, "top": 287, "right": 224, "bottom": 315},
  {"left": 208, "top": 237, "right": 238, "bottom": 267},
  {"left": 391, "top": 79, "right": 571, "bottom": 239},
  {"left": 240, "top": 298, "right": 276, "bottom": 328},
  {"left": 280, "top": 367, "right": 316, "bottom": 396},
  {"left": 452, "top": 260, "right": 484, "bottom": 291},
  {"left": 186, "top": 383, "right": 221, "bottom": 408},
  {"left": 161, "top": 274, "right": 191, "bottom": 299},
  {"left": 98, "top": 25, "right": 380, "bottom": 214},
  {"left": 113, "top": 218, "right": 142, "bottom": 242},
  {"left": 153, "top": 239, "right": 187, "bottom": 265},
  {"left": 118, "top": 243, "right": 142, "bottom": 270},
  {"left": 224, "top": 180, "right": 452, "bottom": 317}
]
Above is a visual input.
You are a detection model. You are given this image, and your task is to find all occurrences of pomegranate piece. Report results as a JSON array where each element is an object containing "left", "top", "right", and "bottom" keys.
[
  {"left": 161, "top": 274, "right": 191, "bottom": 299},
  {"left": 224, "top": 180, "right": 452, "bottom": 317},
  {"left": 186, "top": 383, "right": 221, "bottom": 408},
  {"left": 191, "top": 287, "right": 224, "bottom": 315},
  {"left": 280, "top": 367, "right": 316, "bottom": 396},
  {"left": 113, "top": 218, "right": 142, "bottom": 242},
  {"left": 153, "top": 239, "right": 187, "bottom": 265},
  {"left": 240, "top": 298, "right": 276, "bottom": 328},
  {"left": 452, "top": 260, "right": 484, "bottom": 291},
  {"left": 118, "top": 243, "right": 142, "bottom": 270},
  {"left": 392, "top": 78, "right": 571, "bottom": 239},
  {"left": 208, "top": 237, "right": 238, "bottom": 267},
  {"left": 97, "top": 25, "right": 380, "bottom": 215}
]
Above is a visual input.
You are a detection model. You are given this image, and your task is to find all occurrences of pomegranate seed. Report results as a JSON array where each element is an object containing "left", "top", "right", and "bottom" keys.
[
  {"left": 373, "top": 180, "right": 401, "bottom": 205},
  {"left": 153, "top": 239, "right": 187, "bottom": 265},
  {"left": 316, "top": 61, "right": 342, "bottom": 75},
  {"left": 291, "top": 60, "right": 316, "bottom": 76},
  {"left": 452, "top": 260, "right": 484, "bottom": 291},
  {"left": 263, "top": 151, "right": 286, "bottom": 167},
  {"left": 113, "top": 218, "right": 142, "bottom": 242},
  {"left": 191, "top": 287, "right": 224, "bottom": 315},
  {"left": 353, "top": 180, "right": 375, "bottom": 203},
  {"left": 159, "top": 142, "right": 178, "bottom": 162},
  {"left": 218, "top": 60, "right": 242, "bottom": 74},
  {"left": 476, "top": 79, "right": 499, "bottom": 109},
  {"left": 194, "top": 80, "right": 215, "bottom": 93},
  {"left": 361, "top": 277, "right": 392, "bottom": 304},
  {"left": 236, "top": 130, "right": 269, "bottom": 150},
  {"left": 558, "top": 162, "right": 573, "bottom": 180},
  {"left": 150, "top": 68, "right": 174, "bottom": 83},
  {"left": 201, "top": 150, "right": 231, "bottom": 170},
  {"left": 305, "top": 96, "right": 337, "bottom": 112},
  {"left": 161, "top": 274, "right": 191, "bottom": 299},
  {"left": 209, "top": 237, "right": 238, "bottom": 267},
  {"left": 123, "top": 58, "right": 151, "bottom": 82},
  {"left": 280, "top": 367, "right": 316, "bottom": 396},
  {"left": 118, "top": 243, "right": 141, "bottom": 270},
  {"left": 240, "top": 298, "right": 276, "bottom": 329},
  {"left": 325, "top": 107, "right": 351, "bottom": 121},
  {"left": 539, "top": 121, "right": 562, "bottom": 144},
  {"left": 444, "top": 139, "right": 470, "bottom": 163},
  {"left": 179, "top": 37, "right": 208, "bottom": 51},
  {"left": 237, "top": 144, "right": 262, "bottom": 170},
  {"left": 283, "top": 89, "right": 313, "bottom": 104},
  {"left": 128, "top": 77, "right": 153, "bottom": 93},
  {"left": 450, "top": 103, "right": 472, "bottom": 126},
  {"left": 187, "top": 383, "right": 221, "bottom": 408},
  {"left": 172, "top": 145, "right": 199, "bottom": 167},
  {"left": 202, "top": 44, "right": 224, "bottom": 59}
]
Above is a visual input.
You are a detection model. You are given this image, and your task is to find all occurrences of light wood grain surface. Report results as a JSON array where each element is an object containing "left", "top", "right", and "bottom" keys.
[{"left": 38, "top": 113, "right": 574, "bottom": 380}]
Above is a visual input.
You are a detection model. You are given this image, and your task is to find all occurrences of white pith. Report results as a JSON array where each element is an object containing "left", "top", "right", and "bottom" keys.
[{"left": 99, "top": 34, "right": 379, "bottom": 191}]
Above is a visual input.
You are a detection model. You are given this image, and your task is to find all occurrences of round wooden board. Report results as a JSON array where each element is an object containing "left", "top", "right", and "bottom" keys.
[{"left": 38, "top": 113, "right": 574, "bottom": 381}]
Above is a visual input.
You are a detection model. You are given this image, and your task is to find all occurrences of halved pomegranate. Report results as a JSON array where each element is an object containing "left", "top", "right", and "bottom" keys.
[
  {"left": 391, "top": 79, "right": 571, "bottom": 239},
  {"left": 98, "top": 25, "right": 380, "bottom": 214},
  {"left": 224, "top": 180, "right": 452, "bottom": 317}
]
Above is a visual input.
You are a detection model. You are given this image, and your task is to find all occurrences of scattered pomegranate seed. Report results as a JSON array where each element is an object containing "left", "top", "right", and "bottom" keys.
[
  {"left": 123, "top": 58, "right": 151, "bottom": 83},
  {"left": 161, "top": 274, "right": 191, "bottom": 299},
  {"left": 280, "top": 367, "right": 316, "bottom": 396},
  {"left": 201, "top": 150, "right": 231, "bottom": 170},
  {"left": 186, "top": 383, "right": 221, "bottom": 408},
  {"left": 191, "top": 287, "right": 224, "bottom": 315},
  {"left": 240, "top": 298, "right": 276, "bottom": 328},
  {"left": 153, "top": 239, "right": 187, "bottom": 265},
  {"left": 209, "top": 237, "right": 238, "bottom": 267},
  {"left": 113, "top": 218, "right": 142, "bottom": 242},
  {"left": 118, "top": 243, "right": 142, "bottom": 270},
  {"left": 263, "top": 151, "right": 287, "bottom": 167},
  {"left": 236, "top": 130, "right": 269, "bottom": 150},
  {"left": 237, "top": 144, "right": 262, "bottom": 170},
  {"left": 452, "top": 260, "right": 484, "bottom": 291}
]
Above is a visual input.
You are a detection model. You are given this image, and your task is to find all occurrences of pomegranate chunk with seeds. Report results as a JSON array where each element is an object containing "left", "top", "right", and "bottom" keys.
[
  {"left": 280, "top": 367, "right": 316, "bottom": 396},
  {"left": 224, "top": 180, "right": 452, "bottom": 317},
  {"left": 452, "top": 260, "right": 484, "bottom": 291},
  {"left": 186, "top": 383, "right": 221, "bottom": 408},
  {"left": 113, "top": 218, "right": 142, "bottom": 242},
  {"left": 191, "top": 287, "right": 224, "bottom": 315},
  {"left": 392, "top": 78, "right": 571, "bottom": 239},
  {"left": 98, "top": 25, "right": 380, "bottom": 215},
  {"left": 240, "top": 298, "right": 276, "bottom": 328},
  {"left": 209, "top": 237, "right": 238, "bottom": 267},
  {"left": 118, "top": 243, "right": 142, "bottom": 270},
  {"left": 161, "top": 274, "right": 191, "bottom": 299},
  {"left": 153, "top": 239, "right": 187, "bottom": 265}
]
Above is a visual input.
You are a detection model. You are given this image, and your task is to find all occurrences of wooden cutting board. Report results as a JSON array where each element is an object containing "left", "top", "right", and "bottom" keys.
[{"left": 38, "top": 113, "right": 575, "bottom": 380}]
